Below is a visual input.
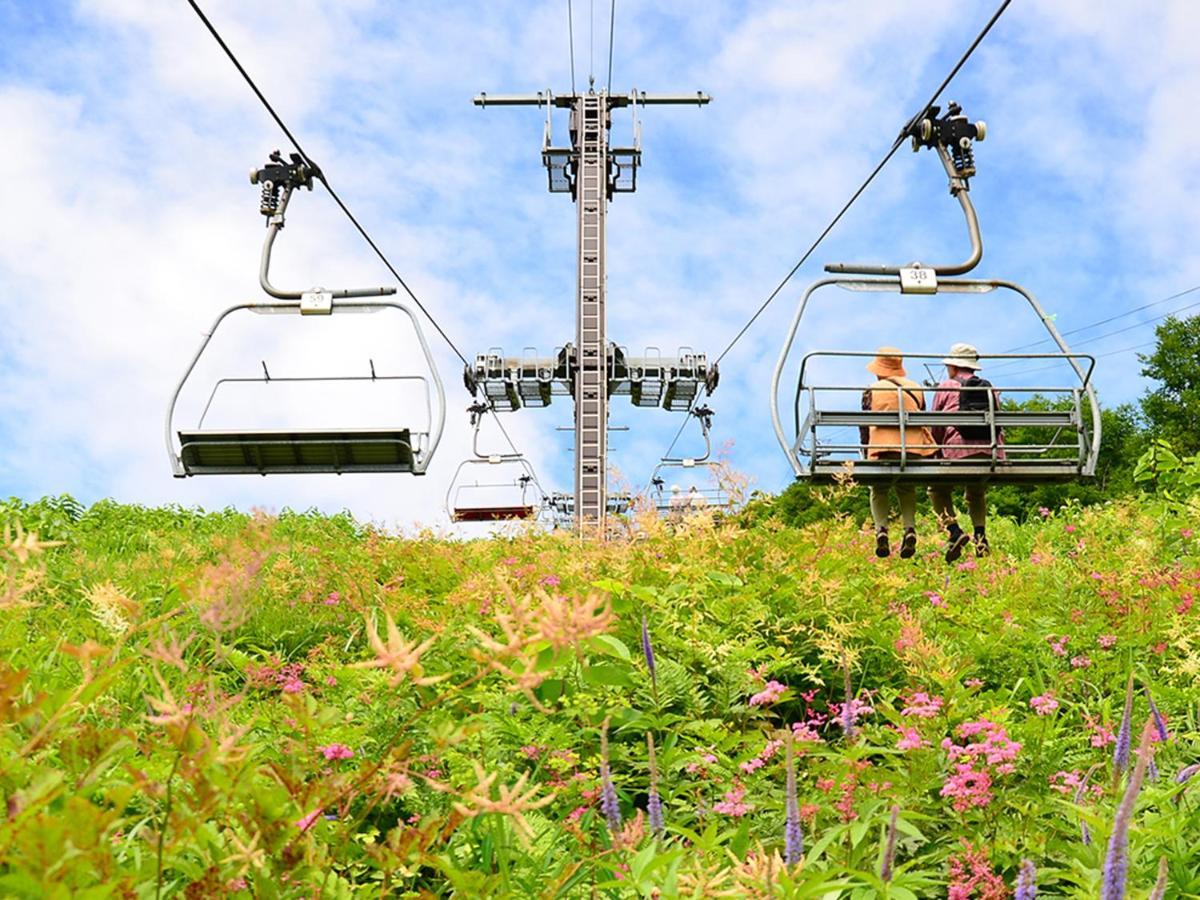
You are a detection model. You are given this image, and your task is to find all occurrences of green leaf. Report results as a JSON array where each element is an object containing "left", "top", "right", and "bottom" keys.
[
  {"left": 581, "top": 665, "right": 637, "bottom": 689},
  {"left": 589, "top": 634, "right": 632, "bottom": 662}
]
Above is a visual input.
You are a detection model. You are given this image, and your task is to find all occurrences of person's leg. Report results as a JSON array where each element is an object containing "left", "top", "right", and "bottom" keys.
[
  {"left": 928, "top": 486, "right": 958, "bottom": 531},
  {"left": 930, "top": 486, "right": 969, "bottom": 563},
  {"left": 966, "top": 484, "right": 989, "bottom": 555},
  {"left": 896, "top": 485, "right": 918, "bottom": 558},
  {"left": 869, "top": 487, "right": 891, "bottom": 557}
]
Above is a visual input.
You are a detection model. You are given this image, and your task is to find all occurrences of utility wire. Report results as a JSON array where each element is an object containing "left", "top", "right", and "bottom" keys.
[
  {"left": 606, "top": 0, "right": 616, "bottom": 95},
  {"left": 988, "top": 292, "right": 1200, "bottom": 375},
  {"left": 1002, "top": 284, "right": 1200, "bottom": 352},
  {"left": 659, "top": 0, "right": 1013, "bottom": 462},
  {"left": 184, "top": 0, "right": 470, "bottom": 370},
  {"left": 999, "top": 340, "right": 1158, "bottom": 380},
  {"left": 589, "top": 0, "right": 595, "bottom": 87},
  {"left": 183, "top": 0, "right": 533, "bottom": 464},
  {"left": 567, "top": 0, "right": 577, "bottom": 96}
]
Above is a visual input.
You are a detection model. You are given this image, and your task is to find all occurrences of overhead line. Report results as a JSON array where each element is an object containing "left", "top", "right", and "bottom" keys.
[
  {"left": 606, "top": 0, "right": 616, "bottom": 95},
  {"left": 660, "top": 0, "right": 1013, "bottom": 463},
  {"left": 184, "top": 0, "right": 470, "bottom": 369},
  {"left": 1003, "top": 284, "right": 1200, "bottom": 352},
  {"left": 183, "top": 0, "right": 532, "bottom": 465},
  {"left": 999, "top": 340, "right": 1158, "bottom": 380},
  {"left": 567, "top": 0, "right": 577, "bottom": 96}
]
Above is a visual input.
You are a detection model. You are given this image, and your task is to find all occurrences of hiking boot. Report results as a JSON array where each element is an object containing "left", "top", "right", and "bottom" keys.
[
  {"left": 944, "top": 528, "right": 970, "bottom": 564},
  {"left": 899, "top": 528, "right": 917, "bottom": 559},
  {"left": 974, "top": 531, "right": 990, "bottom": 557},
  {"left": 875, "top": 528, "right": 890, "bottom": 558}
]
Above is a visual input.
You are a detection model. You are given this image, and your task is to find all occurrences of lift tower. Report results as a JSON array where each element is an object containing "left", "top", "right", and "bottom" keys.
[{"left": 471, "top": 89, "right": 712, "bottom": 531}]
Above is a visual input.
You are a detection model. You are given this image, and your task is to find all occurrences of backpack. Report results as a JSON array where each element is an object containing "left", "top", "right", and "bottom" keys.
[{"left": 956, "top": 375, "right": 997, "bottom": 442}]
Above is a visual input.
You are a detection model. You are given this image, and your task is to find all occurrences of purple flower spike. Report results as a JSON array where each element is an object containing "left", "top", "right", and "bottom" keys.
[
  {"left": 1175, "top": 762, "right": 1200, "bottom": 785},
  {"left": 1113, "top": 674, "right": 1134, "bottom": 775},
  {"left": 648, "top": 789, "right": 664, "bottom": 836},
  {"left": 1102, "top": 720, "right": 1155, "bottom": 900},
  {"left": 1015, "top": 859, "right": 1037, "bottom": 900},
  {"left": 1143, "top": 685, "right": 1169, "bottom": 742},
  {"left": 784, "top": 732, "right": 804, "bottom": 866},
  {"left": 841, "top": 660, "right": 856, "bottom": 740},
  {"left": 599, "top": 721, "right": 621, "bottom": 833},
  {"left": 646, "top": 733, "right": 664, "bottom": 838},
  {"left": 1149, "top": 856, "right": 1169, "bottom": 900},
  {"left": 880, "top": 806, "right": 899, "bottom": 882},
  {"left": 641, "top": 615, "right": 657, "bottom": 690}
]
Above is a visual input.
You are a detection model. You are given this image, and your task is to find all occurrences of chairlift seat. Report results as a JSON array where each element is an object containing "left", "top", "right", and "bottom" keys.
[
  {"left": 451, "top": 504, "right": 537, "bottom": 523},
  {"left": 177, "top": 428, "right": 417, "bottom": 475},
  {"left": 812, "top": 409, "right": 1079, "bottom": 429},
  {"left": 806, "top": 458, "right": 1083, "bottom": 486}
]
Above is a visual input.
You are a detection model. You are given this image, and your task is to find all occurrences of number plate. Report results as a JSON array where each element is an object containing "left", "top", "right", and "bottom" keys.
[{"left": 899, "top": 266, "right": 937, "bottom": 294}]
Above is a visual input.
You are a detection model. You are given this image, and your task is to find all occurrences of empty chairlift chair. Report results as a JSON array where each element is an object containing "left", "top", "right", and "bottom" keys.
[
  {"left": 770, "top": 104, "right": 1101, "bottom": 486},
  {"left": 166, "top": 152, "right": 445, "bottom": 477},
  {"left": 446, "top": 403, "right": 545, "bottom": 522}
]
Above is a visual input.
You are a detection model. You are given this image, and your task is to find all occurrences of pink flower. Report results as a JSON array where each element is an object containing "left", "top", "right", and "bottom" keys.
[
  {"left": 1029, "top": 693, "right": 1058, "bottom": 716},
  {"left": 749, "top": 680, "right": 787, "bottom": 707},
  {"left": 319, "top": 743, "right": 354, "bottom": 761},
  {"left": 539, "top": 575, "right": 561, "bottom": 588},
  {"left": 714, "top": 782, "right": 750, "bottom": 816},
  {"left": 896, "top": 727, "right": 929, "bottom": 750},
  {"left": 1097, "top": 634, "right": 1118, "bottom": 649},
  {"left": 1046, "top": 634, "right": 1070, "bottom": 657},
  {"left": 940, "top": 762, "right": 993, "bottom": 811},
  {"left": 957, "top": 558, "right": 977, "bottom": 572},
  {"left": 740, "top": 758, "right": 765, "bottom": 774},
  {"left": 1038, "top": 507, "right": 1051, "bottom": 518},
  {"left": 791, "top": 722, "right": 823, "bottom": 742},
  {"left": 1183, "top": 528, "right": 1194, "bottom": 539},
  {"left": 295, "top": 809, "right": 322, "bottom": 832},
  {"left": 1070, "top": 655, "right": 1092, "bottom": 669},
  {"left": 324, "top": 592, "right": 341, "bottom": 606},
  {"left": 964, "top": 678, "right": 983, "bottom": 689},
  {"left": 281, "top": 677, "right": 305, "bottom": 694},
  {"left": 1065, "top": 524, "right": 1077, "bottom": 533},
  {"left": 901, "top": 691, "right": 944, "bottom": 718},
  {"left": 925, "top": 591, "right": 947, "bottom": 608},
  {"left": 1049, "top": 770, "right": 1083, "bottom": 795},
  {"left": 566, "top": 805, "right": 588, "bottom": 822}
]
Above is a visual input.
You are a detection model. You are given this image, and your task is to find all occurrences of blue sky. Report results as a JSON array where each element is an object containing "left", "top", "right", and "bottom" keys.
[{"left": 1, "top": 1, "right": 1198, "bottom": 528}]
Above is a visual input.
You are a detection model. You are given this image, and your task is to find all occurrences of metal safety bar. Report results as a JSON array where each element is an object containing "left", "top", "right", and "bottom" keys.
[
  {"left": 166, "top": 298, "right": 446, "bottom": 476},
  {"left": 770, "top": 279, "right": 1103, "bottom": 482}
]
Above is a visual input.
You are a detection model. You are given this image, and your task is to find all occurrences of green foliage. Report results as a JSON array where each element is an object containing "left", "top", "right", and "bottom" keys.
[
  {"left": 0, "top": 494, "right": 1198, "bottom": 896},
  {"left": 1140, "top": 314, "right": 1200, "bottom": 454}
]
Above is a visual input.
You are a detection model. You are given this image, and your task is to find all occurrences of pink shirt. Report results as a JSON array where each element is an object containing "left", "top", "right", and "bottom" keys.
[{"left": 931, "top": 377, "right": 1007, "bottom": 461}]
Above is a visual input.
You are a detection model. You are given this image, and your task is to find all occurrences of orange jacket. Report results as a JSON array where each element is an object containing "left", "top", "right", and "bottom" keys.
[{"left": 861, "top": 377, "right": 938, "bottom": 459}]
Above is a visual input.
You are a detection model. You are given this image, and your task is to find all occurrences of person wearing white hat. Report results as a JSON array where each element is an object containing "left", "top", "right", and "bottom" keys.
[
  {"left": 928, "top": 342, "right": 1006, "bottom": 561},
  {"left": 861, "top": 347, "right": 937, "bottom": 559}
]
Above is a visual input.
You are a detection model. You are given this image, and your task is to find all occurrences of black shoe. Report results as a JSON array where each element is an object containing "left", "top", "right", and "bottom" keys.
[
  {"left": 974, "top": 533, "right": 990, "bottom": 557},
  {"left": 875, "top": 529, "right": 890, "bottom": 558},
  {"left": 900, "top": 529, "right": 917, "bottom": 559},
  {"left": 945, "top": 530, "right": 970, "bottom": 564}
]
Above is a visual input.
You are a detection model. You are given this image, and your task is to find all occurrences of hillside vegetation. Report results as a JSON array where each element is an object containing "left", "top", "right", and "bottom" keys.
[{"left": 1, "top": 475, "right": 1199, "bottom": 897}]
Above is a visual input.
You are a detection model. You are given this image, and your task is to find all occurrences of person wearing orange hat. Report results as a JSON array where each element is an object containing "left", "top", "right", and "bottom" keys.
[{"left": 861, "top": 348, "right": 937, "bottom": 558}]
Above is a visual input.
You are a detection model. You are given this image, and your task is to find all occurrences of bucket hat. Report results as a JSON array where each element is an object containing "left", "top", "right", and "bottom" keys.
[
  {"left": 866, "top": 346, "right": 906, "bottom": 377},
  {"left": 941, "top": 342, "right": 982, "bottom": 370}
]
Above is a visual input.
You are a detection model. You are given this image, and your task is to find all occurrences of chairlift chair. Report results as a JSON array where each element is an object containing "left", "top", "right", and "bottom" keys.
[
  {"left": 646, "top": 405, "right": 734, "bottom": 513},
  {"left": 446, "top": 403, "right": 545, "bottom": 522},
  {"left": 166, "top": 152, "right": 445, "bottom": 477},
  {"left": 770, "top": 104, "right": 1102, "bottom": 486}
]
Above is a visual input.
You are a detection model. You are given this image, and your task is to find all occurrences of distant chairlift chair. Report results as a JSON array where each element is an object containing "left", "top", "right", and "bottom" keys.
[
  {"left": 166, "top": 152, "right": 445, "bottom": 477},
  {"left": 770, "top": 104, "right": 1101, "bottom": 486},
  {"left": 446, "top": 403, "right": 544, "bottom": 522},
  {"left": 647, "top": 405, "right": 733, "bottom": 514}
]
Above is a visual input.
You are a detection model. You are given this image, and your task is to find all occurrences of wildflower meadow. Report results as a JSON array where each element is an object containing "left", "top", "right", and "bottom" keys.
[{"left": 1, "top": 463, "right": 1199, "bottom": 897}]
